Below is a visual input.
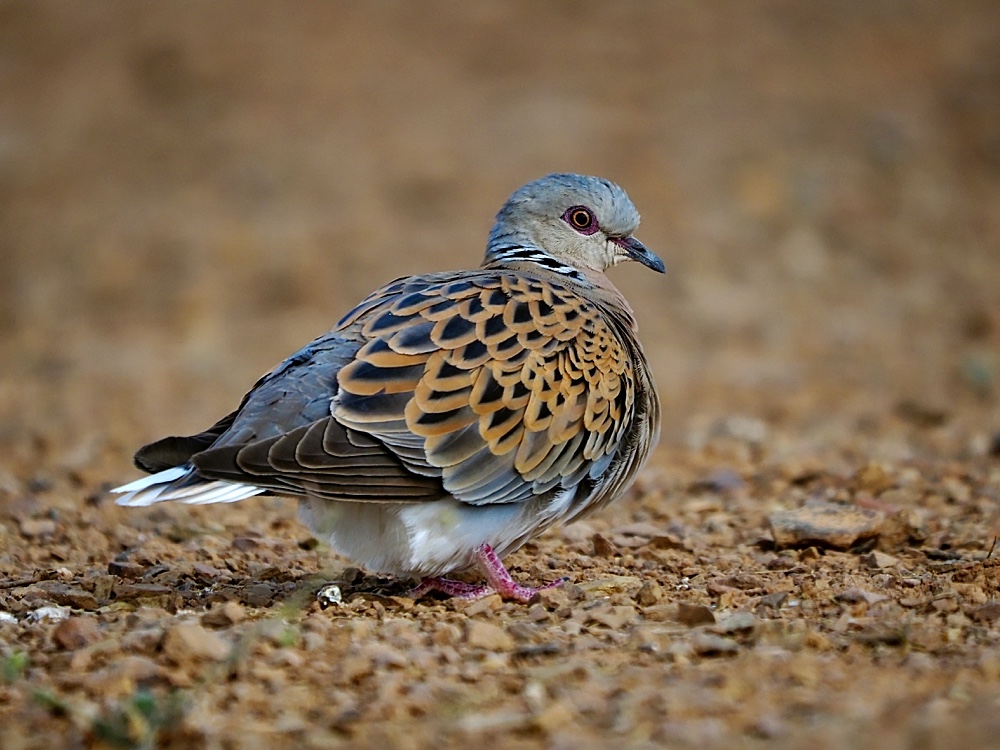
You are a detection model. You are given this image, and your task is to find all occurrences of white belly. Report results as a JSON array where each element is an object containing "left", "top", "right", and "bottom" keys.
[{"left": 297, "top": 488, "right": 577, "bottom": 578}]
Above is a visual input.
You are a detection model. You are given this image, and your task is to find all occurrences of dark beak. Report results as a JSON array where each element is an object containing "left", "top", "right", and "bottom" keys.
[{"left": 614, "top": 236, "right": 665, "bottom": 273}]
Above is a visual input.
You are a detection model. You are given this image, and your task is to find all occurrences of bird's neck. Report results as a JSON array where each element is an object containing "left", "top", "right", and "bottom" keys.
[
  {"left": 482, "top": 236, "right": 586, "bottom": 281},
  {"left": 481, "top": 240, "right": 638, "bottom": 332}
]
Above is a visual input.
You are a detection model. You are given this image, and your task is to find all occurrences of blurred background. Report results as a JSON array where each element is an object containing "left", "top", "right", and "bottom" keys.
[{"left": 1, "top": 1, "right": 998, "bottom": 484}]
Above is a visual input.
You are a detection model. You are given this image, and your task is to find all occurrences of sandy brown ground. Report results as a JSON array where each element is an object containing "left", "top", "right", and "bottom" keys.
[{"left": 2, "top": 2, "right": 1000, "bottom": 748}]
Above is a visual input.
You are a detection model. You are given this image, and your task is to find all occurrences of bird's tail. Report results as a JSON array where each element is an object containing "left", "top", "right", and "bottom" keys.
[{"left": 112, "top": 465, "right": 266, "bottom": 507}]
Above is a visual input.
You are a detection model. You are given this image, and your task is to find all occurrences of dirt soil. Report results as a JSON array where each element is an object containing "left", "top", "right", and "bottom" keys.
[{"left": 2, "top": 2, "right": 1000, "bottom": 748}]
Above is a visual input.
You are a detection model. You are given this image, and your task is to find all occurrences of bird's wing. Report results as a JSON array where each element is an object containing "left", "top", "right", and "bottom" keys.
[
  {"left": 176, "top": 328, "right": 442, "bottom": 502},
  {"left": 188, "top": 270, "right": 637, "bottom": 507}
]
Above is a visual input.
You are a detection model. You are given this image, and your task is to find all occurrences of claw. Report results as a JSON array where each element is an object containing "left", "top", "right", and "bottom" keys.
[{"left": 408, "top": 577, "right": 490, "bottom": 600}]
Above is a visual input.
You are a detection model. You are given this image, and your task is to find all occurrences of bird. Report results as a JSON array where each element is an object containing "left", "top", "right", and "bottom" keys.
[{"left": 113, "top": 173, "right": 663, "bottom": 602}]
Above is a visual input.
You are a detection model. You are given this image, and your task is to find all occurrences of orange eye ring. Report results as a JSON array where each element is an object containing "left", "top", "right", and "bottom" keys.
[
  {"left": 570, "top": 209, "right": 592, "bottom": 228},
  {"left": 563, "top": 206, "right": 597, "bottom": 234}
]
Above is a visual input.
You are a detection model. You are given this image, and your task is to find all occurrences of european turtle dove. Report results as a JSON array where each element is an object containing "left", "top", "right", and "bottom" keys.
[{"left": 114, "top": 174, "right": 663, "bottom": 602}]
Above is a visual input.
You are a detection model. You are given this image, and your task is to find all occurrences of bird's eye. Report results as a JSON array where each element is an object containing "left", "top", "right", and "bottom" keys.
[{"left": 562, "top": 206, "right": 598, "bottom": 235}]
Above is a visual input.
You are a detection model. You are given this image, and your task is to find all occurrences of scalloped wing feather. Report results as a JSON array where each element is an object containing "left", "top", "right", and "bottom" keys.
[{"left": 332, "top": 270, "right": 639, "bottom": 506}]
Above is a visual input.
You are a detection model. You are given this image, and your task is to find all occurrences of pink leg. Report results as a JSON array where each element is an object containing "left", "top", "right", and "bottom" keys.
[
  {"left": 410, "top": 544, "right": 567, "bottom": 603},
  {"left": 476, "top": 543, "right": 566, "bottom": 602}
]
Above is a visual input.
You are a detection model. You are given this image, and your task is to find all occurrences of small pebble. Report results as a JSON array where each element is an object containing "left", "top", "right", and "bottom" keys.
[
  {"left": 316, "top": 584, "right": 343, "bottom": 608},
  {"left": 712, "top": 612, "right": 757, "bottom": 634},
  {"left": 28, "top": 606, "right": 70, "bottom": 623},
  {"left": 459, "top": 594, "right": 502, "bottom": 617},
  {"left": 837, "top": 588, "right": 889, "bottom": 605},
  {"left": 972, "top": 601, "right": 1000, "bottom": 622},
  {"left": 585, "top": 605, "right": 637, "bottom": 629},
  {"left": 860, "top": 550, "right": 899, "bottom": 569},
  {"left": 201, "top": 601, "right": 247, "bottom": 628},
  {"left": 591, "top": 533, "right": 621, "bottom": 558},
  {"left": 854, "top": 463, "right": 895, "bottom": 494},
  {"left": 40, "top": 583, "right": 99, "bottom": 611},
  {"left": 534, "top": 699, "right": 576, "bottom": 732},
  {"left": 677, "top": 603, "right": 716, "bottom": 627},
  {"left": 757, "top": 592, "right": 788, "bottom": 610},
  {"left": 690, "top": 633, "right": 739, "bottom": 655},
  {"left": 465, "top": 620, "right": 514, "bottom": 652},
  {"left": 19, "top": 518, "right": 56, "bottom": 538},
  {"left": 53, "top": 616, "right": 101, "bottom": 649},
  {"left": 162, "top": 622, "right": 230, "bottom": 663},
  {"left": 634, "top": 581, "right": 663, "bottom": 606},
  {"left": 107, "top": 560, "right": 145, "bottom": 579}
]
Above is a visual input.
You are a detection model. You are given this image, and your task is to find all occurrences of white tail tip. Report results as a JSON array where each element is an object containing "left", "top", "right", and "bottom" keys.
[{"left": 112, "top": 466, "right": 265, "bottom": 507}]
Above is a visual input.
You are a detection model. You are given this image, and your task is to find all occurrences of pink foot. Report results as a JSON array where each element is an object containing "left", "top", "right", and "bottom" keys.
[
  {"left": 408, "top": 577, "right": 491, "bottom": 600},
  {"left": 410, "top": 544, "right": 567, "bottom": 603}
]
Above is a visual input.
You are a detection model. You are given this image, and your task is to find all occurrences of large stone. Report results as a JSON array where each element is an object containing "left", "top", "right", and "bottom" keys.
[{"left": 769, "top": 501, "right": 884, "bottom": 549}]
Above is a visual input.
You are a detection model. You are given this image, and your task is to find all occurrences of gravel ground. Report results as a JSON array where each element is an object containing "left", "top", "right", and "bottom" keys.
[{"left": 1, "top": 3, "right": 1000, "bottom": 748}]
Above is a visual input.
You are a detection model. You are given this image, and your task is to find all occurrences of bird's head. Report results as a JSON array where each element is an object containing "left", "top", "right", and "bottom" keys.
[{"left": 486, "top": 173, "right": 664, "bottom": 275}]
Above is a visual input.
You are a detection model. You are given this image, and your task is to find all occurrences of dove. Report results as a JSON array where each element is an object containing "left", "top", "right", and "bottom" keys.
[{"left": 113, "top": 173, "right": 663, "bottom": 602}]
